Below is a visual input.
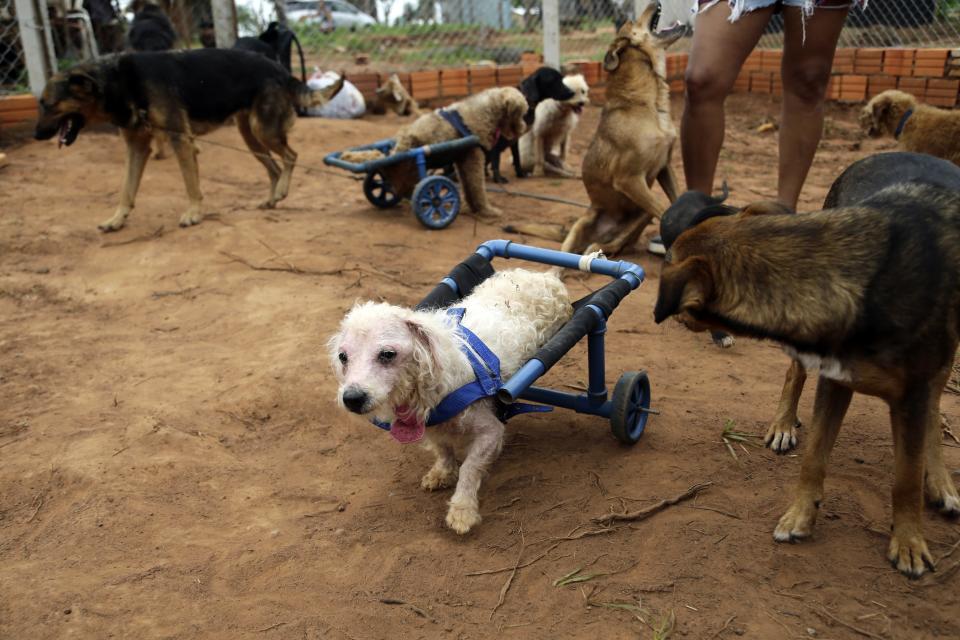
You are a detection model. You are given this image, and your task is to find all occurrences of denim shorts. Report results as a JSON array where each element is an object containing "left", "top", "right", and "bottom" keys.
[{"left": 697, "top": 0, "right": 865, "bottom": 22}]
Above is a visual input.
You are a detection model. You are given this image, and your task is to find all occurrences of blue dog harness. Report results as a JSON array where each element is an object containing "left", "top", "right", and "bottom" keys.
[
  {"left": 437, "top": 109, "right": 473, "bottom": 138},
  {"left": 372, "top": 308, "right": 550, "bottom": 432},
  {"left": 894, "top": 108, "right": 913, "bottom": 139}
]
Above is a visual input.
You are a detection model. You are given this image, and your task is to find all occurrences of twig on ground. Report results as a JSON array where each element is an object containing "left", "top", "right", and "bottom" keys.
[
  {"left": 219, "top": 251, "right": 344, "bottom": 276},
  {"left": 491, "top": 542, "right": 524, "bottom": 619},
  {"left": 593, "top": 483, "right": 712, "bottom": 525},
  {"left": 553, "top": 560, "right": 639, "bottom": 587},
  {"left": 379, "top": 598, "right": 434, "bottom": 621},
  {"left": 683, "top": 504, "right": 741, "bottom": 520},
  {"left": 589, "top": 470, "right": 608, "bottom": 496},
  {"left": 809, "top": 604, "right": 886, "bottom": 640},
  {"left": 712, "top": 615, "right": 736, "bottom": 639},
  {"left": 466, "top": 543, "right": 560, "bottom": 577},
  {"left": 151, "top": 287, "right": 200, "bottom": 299},
  {"left": 256, "top": 622, "right": 287, "bottom": 633}
]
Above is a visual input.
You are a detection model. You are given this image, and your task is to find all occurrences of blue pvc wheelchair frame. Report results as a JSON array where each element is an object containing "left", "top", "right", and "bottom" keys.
[
  {"left": 324, "top": 135, "right": 481, "bottom": 182},
  {"left": 443, "top": 240, "right": 645, "bottom": 421}
]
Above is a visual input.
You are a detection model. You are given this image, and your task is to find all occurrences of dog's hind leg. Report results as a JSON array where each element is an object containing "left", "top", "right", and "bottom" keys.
[
  {"left": 774, "top": 377, "right": 852, "bottom": 543},
  {"left": 251, "top": 111, "right": 297, "bottom": 209},
  {"left": 421, "top": 437, "right": 458, "bottom": 491},
  {"left": 594, "top": 212, "right": 653, "bottom": 256},
  {"left": 560, "top": 207, "right": 601, "bottom": 254},
  {"left": 656, "top": 163, "right": 680, "bottom": 203},
  {"left": 887, "top": 386, "right": 937, "bottom": 577},
  {"left": 446, "top": 407, "right": 504, "bottom": 535},
  {"left": 99, "top": 129, "right": 152, "bottom": 232},
  {"left": 169, "top": 129, "right": 204, "bottom": 227},
  {"left": 923, "top": 376, "right": 959, "bottom": 517},
  {"left": 457, "top": 147, "right": 501, "bottom": 222},
  {"left": 764, "top": 359, "right": 807, "bottom": 453},
  {"left": 236, "top": 113, "right": 280, "bottom": 202}
]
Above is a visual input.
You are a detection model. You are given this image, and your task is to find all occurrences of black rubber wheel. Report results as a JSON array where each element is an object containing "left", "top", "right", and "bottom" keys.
[
  {"left": 363, "top": 171, "right": 400, "bottom": 209},
  {"left": 610, "top": 370, "right": 651, "bottom": 445},
  {"left": 411, "top": 175, "right": 460, "bottom": 229}
]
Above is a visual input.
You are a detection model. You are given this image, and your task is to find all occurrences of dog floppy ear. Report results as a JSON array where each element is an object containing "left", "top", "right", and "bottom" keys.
[
  {"left": 738, "top": 201, "right": 793, "bottom": 217},
  {"left": 603, "top": 39, "right": 627, "bottom": 72},
  {"left": 67, "top": 69, "right": 101, "bottom": 98},
  {"left": 871, "top": 97, "right": 890, "bottom": 127},
  {"left": 653, "top": 256, "right": 712, "bottom": 324}
]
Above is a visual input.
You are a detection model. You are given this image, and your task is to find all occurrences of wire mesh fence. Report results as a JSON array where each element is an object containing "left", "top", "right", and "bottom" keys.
[
  {"left": 1, "top": 0, "right": 28, "bottom": 94},
  {"left": 2, "top": 1, "right": 959, "bottom": 97}
]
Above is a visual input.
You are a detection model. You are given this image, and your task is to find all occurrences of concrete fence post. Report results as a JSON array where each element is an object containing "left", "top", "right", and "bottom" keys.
[
  {"left": 211, "top": 0, "right": 237, "bottom": 48},
  {"left": 542, "top": 0, "right": 560, "bottom": 69},
  {"left": 14, "top": 0, "right": 57, "bottom": 95}
]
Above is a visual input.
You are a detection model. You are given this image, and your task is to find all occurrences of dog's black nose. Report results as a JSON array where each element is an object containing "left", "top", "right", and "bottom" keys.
[{"left": 341, "top": 388, "right": 368, "bottom": 413}]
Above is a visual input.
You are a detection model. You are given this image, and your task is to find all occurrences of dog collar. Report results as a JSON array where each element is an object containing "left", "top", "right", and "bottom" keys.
[
  {"left": 371, "top": 308, "right": 550, "bottom": 440},
  {"left": 894, "top": 108, "right": 913, "bottom": 139}
]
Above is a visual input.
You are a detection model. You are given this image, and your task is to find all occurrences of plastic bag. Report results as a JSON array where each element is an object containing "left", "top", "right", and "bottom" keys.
[{"left": 305, "top": 70, "right": 366, "bottom": 119}]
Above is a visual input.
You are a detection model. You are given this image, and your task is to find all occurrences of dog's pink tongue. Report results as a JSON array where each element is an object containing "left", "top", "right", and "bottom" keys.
[{"left": 390, "top": 407, "right": 425, "bottom": 444}]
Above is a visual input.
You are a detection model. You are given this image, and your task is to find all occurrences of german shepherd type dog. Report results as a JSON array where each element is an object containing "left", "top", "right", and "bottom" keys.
[
  {"left": 653, "top": 152, "right": 960, "bottom": 578},
  {"left": 34, "top": 49, "right": 343, "bottom": 231}
]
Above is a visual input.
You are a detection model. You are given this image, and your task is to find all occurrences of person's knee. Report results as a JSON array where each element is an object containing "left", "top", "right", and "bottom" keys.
[
  {"left": 685, "top": 65, "right": 732, "bottom": 105},
  {"left": 783, "top": 61, "right": 832, "bottom": 106}
]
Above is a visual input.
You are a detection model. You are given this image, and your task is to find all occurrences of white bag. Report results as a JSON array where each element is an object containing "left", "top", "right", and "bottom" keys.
[{"left": 305, "top": 70, "right": 366, "bottom": 119}]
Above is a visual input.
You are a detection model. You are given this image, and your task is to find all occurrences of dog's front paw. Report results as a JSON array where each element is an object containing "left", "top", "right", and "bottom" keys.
[
  {"left": 445, "top": 501, "right": 481, "bottom": 535},
  {"left": 925, "top": 471, "right": 960, "bottom": 518},
  {"left": 493, "top": 174, "right": 509, "bottom": 184},
  {"left": 711, "top": 330, "right": 735, "bottom": 349},
  {"left": 764, "top": 420, "right": 800, "bottom": 453},
  {"left": 774, "top": 500, "right": 818, "bottom": 542},
  {"left": 179, "top": 208, "right": 203, "bottom": 227},
  {"left": 257, "top": 199, "right": 277, "bottom": 210},
  {"left": 888, "top": 530, "right": 934, "bottom": 578},
  {"left": 421, "top": 466, "right": 458, "bottom": 491},
  {"left": 98, "top": 211, "right": 129, "bottom": 232},
  {"left": 472, "top": 207, "right": 503, "bottom": 223}
]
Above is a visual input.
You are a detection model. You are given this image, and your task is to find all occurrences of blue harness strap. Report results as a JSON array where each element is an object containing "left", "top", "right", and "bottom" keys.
[
  {"left": 437, "top": 109, "right": 474, "bottom": 139},
  {"left": 894, "top": 108, "right": 913, "bottom": 139},
  {"left": 371, "top": 308, "right": 550, "bottom": 431}
]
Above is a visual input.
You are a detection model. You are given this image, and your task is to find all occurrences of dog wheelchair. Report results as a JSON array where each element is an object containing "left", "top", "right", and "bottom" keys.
[
  {"left": 324, "top": 136, "right": 479, "bottom": 230},
  {"left": 414, "top": 240, "right": 653, "bottom": 445}
]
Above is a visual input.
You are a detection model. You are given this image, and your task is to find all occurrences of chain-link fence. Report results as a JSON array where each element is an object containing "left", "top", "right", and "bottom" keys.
[
  {"left": 1, "top": 0, "right": 28, "bottom": 94},
  {"left": 2, "top": 1, "right": 960, "bottom": 97}
]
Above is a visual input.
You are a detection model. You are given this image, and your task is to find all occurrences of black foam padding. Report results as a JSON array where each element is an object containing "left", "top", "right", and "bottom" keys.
[
  {"left": 535, "top": 278, "right": 633, "bottom": 370},
  {"left": 416, "top": 253, "right": 495, "bottom": 310}
]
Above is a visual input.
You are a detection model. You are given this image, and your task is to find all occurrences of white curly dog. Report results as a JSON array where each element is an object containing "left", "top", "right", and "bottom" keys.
[{"left": 330, "top": 269, "right": 572, "bottom": 534}]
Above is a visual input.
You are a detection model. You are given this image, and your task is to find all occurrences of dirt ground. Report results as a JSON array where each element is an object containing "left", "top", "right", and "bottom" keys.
[{"left": 1, "top": 94, "right": 958, "bottom": 640}]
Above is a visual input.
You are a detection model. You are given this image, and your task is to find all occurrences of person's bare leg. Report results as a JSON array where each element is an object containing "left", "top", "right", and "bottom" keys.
[
  {"left": 682, "top": 2, "right": 775, "bottom": 194},
  {"left": 777, "top": 6, "right": 849, "bottom": 209}
]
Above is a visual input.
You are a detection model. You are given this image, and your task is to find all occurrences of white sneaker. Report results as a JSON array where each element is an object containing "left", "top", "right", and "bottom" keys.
[{"left": 647, "top": 235, "right": 666, "bottom": 256}]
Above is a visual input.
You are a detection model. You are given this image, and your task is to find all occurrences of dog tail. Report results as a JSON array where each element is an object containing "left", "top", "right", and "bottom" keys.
[
  {"left": 295, "top": 73, "right": 346, "bottom": 110},
  {"left": 501, "top": 221, "right": 568, "bottom": 242}
]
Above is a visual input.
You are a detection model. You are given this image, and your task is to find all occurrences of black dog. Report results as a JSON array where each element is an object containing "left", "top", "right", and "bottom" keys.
[
  {"left": 485, "top": 66, "right": 574, "bottom": 184},
  {"left": 126, "top": 4, "right": 176, "bottom": 52},
  {"left": 234, "top": 22, "right": 306, "bottom": 82}
]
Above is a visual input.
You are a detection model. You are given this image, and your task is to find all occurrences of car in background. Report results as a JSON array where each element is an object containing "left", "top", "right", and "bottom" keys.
[{"left": 286, "top": 0, "right": 376, "bottom": 30}]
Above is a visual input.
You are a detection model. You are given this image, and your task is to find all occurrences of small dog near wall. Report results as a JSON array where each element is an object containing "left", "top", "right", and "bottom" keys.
[
  {"left": 861, "top": 90, "right": 960, "bottom": 167},
  {"left": 653, "top": 152, "right": 960, "bottom": 577},
  {"left": 518, "top": 73, "right": 589, "bottom": 178},
  {"left": 330, "top": 269, "right": 572, "bottom": 534},
  {"left": 34, "top": 49, "right": 343, "bottom": 231},
  {"left": 371, "top": 74, "right": 420, "bottom": 117},
  {"left": 504, "top": 6, "right": 688, "bottom": 255},
  {"left": 485, "top": 67, "right": 575, "bottom": 183},
  {"left": 381, "top": 87, "right": 528, "bottom": 222}
]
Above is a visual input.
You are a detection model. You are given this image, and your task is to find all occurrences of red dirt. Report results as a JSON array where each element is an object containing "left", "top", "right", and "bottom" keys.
[{"left": 0, "top": 94, "right": 957, "bottom": 639}]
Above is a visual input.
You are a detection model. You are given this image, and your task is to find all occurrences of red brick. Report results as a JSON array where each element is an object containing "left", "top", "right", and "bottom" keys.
[
  {"left": 898, "top": 77, "right": 927, "bottom": 98},
  {"left": 833, "top": 48, "right": 856, "bottom": 74},
  {"left": 826, "top": 77, "right": 841, "bottom": 101},
  {"left": 496, "top": 65, "right": 523, "bottom": 87},
  {"left": 440, "top": 68, "right": 469, "bottom": 98},
  {"left": 733, "top": 70, "right": 751, "bottom": 93},
  {"left": 749, "top": 71, "right": 772, "bottom": 94},
  {"left": 469, "top": 67, "right": 497, "bottom": 92},
  {"left": 760, "top": 49, "right": 782, "bottom": 73},
  {"left": 926, "top": 94, "right": 957, "bottom": 107},
  {"left": 410, "top": 70, "right": 440, "bottom": 100},
  {"left": 742, "top": 51, "right": 763, "bottom": 72},
  {"left": 867, "top": 74, "right": 897, "bottom": 98}
]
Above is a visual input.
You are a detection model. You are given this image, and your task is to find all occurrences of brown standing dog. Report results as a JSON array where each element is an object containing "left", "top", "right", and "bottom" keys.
[
  {"left": 653, "top": 153, "right": 960, "bottom": 578},
  {"left": 861, "top": 90, "right": 960, "bottom": 167},
  {"left": 34, "top": 49, "right": 342, "bottom": 231},
  {"left": 505, "top": 6, "right": 687, "bottom": 254}
]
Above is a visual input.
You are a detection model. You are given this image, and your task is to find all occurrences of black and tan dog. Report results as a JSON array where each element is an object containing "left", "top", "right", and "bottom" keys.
[
  {"left": 34, "top": 49, "right": 343, "bottom": 231},
  {"left": 653, "top": 152, "right": 960, "bottom": 578}
]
